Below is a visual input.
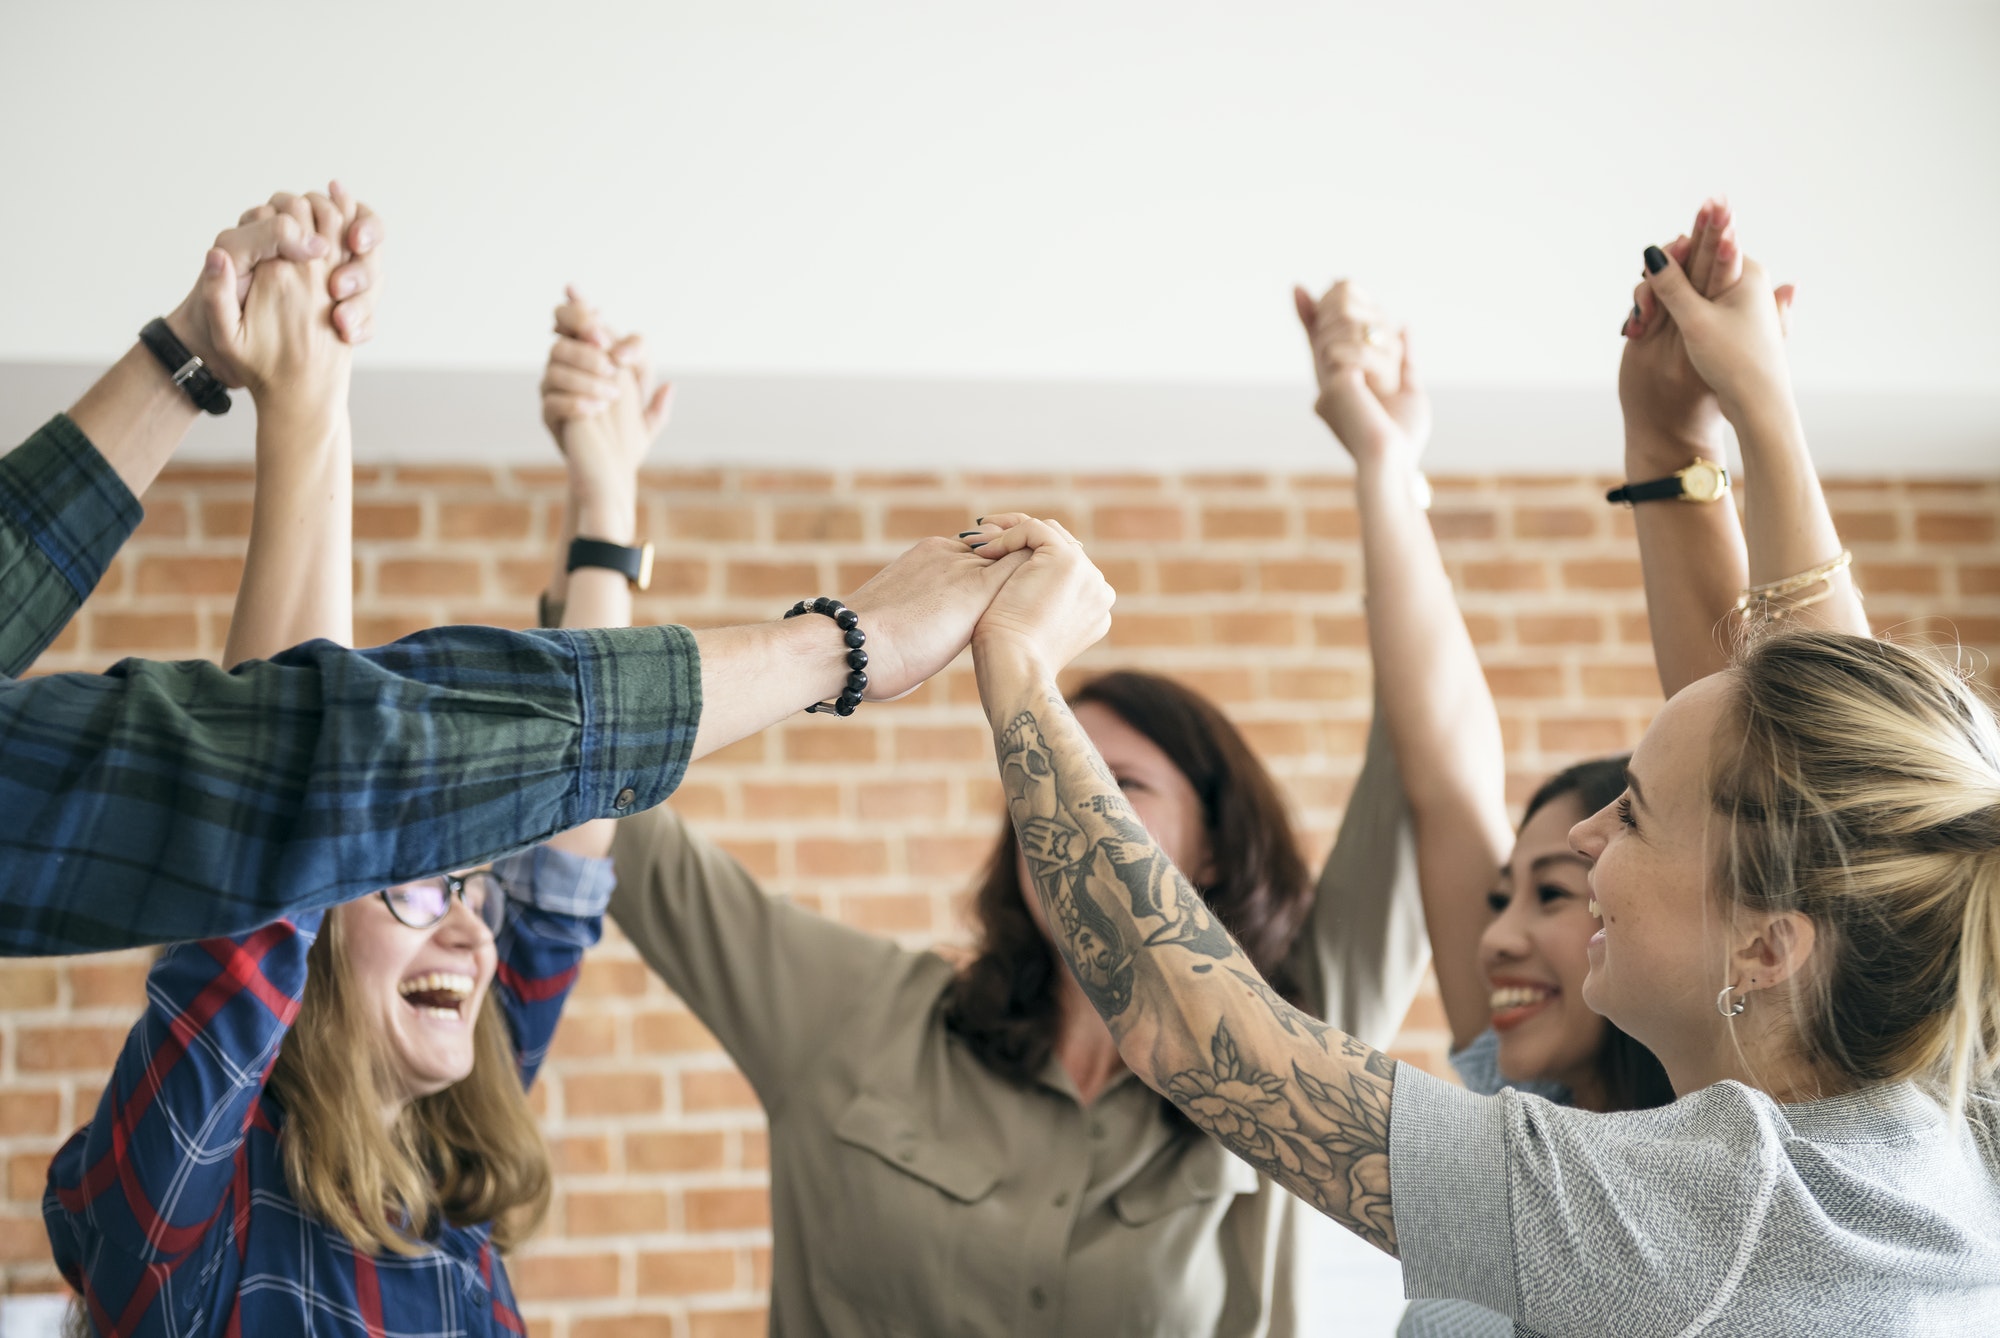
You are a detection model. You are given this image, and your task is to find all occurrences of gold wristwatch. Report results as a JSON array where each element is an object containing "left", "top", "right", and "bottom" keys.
[{"left": 1606, "top": 458, "right": 1731, "bottom": 505}]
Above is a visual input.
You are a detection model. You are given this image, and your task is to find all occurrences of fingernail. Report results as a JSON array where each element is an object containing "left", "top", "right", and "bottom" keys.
[
  {"left": 304, "top": 235, "right": 328, "bottom": 256},
  {"left": 357, "top": 226, "right": 376, "bottom": 251},
  {"left": 975, "top": 516, "right": 985, "bottom": 523},
  {"left": 1644, "top": 246, "right": 1668, "bottom": 274},
  {"left": 204, "top": 251, "right": 225, "bottom": 276},
  {"left": 335, "top": 274, "right": 357, "bottom": 298},
  {"left": 958, "top": 530, "right": 983, "bottom": 538},
  {"left": 969, "top": 542, "right": 988, "bottom": 550}
]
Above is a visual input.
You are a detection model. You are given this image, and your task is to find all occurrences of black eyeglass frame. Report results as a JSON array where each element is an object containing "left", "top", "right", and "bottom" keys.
[{"left": 377, "top": 870, "right": 505, "bottom": 933}]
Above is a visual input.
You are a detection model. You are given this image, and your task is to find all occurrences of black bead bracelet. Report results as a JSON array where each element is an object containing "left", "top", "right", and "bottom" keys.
[{"left": 782, "top": 596, "right": 869, "bottom": 716}]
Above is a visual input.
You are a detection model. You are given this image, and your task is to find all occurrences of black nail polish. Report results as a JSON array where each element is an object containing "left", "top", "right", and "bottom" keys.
[
  {"left": 969, "top": 541, "right": 988, "bottom": 550},
  {"left": 957, "top": 530, "right": 982, "bottom": 538},
  {"left": 1644, "top": 246, "right": 1668, "bottom": 275}
]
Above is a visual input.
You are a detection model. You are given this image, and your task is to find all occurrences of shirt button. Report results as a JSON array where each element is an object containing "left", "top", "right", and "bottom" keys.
[
  {"left": 1029, "top": 1286, "right": 1048, "bottom": 1310},
  {"left": 1089, "top": 1120, "right": 1106, "bottom": 1139},
  {"left": 1052, "top": 1191, "right": 1070, "bottom": 1208},
  {"left": 613, "top": 787, "right": 636, "bottom": 810}
]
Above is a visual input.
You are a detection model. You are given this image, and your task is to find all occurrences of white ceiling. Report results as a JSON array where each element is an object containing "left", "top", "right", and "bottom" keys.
[{"left": 4, "top": 0, "right": 1997, "bottom": 405}]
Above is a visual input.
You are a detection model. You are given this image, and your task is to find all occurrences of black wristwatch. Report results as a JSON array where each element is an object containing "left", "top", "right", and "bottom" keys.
[
  {"left": 138, "top": 318, "right": 232, "bottom": 415},
  {"left": 1606, "top": 458, "right": 1730, "bottom": 506},
  {"left": 566, "top": 537, "right": 654, "bottom": 590}
]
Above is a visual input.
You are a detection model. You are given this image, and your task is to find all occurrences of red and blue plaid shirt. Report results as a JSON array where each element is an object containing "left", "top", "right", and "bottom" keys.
[{"left": 44, "top": 845, "right": 612, "bottom": 1337}]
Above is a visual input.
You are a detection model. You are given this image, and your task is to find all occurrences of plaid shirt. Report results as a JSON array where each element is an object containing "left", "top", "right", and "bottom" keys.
[
  {"left": 0, "top": 416, "right": 700, "bottom": 956},
  {"left": 44, "top": 844, "right": 613, "bottom": 1337}
]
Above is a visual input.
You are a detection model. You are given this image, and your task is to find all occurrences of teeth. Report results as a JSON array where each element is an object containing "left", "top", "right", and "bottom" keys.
[
  {"left": 420, "top": 1007, "right": 462, "bottom": 1021},
  {"left": 1588, "top": 899, "right": 1601, "bottom": 919},
  {"left": 397, "top": 971, "right": 474, "bottom": 1003},
  {"left": 1489, "top": 986, "right": 1555, "bottom": 1012}
]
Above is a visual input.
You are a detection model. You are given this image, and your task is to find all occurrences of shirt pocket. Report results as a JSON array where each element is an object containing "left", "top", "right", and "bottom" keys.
[{"left": 810, "top": 1090, "right": 1007, "bottom": 1337}]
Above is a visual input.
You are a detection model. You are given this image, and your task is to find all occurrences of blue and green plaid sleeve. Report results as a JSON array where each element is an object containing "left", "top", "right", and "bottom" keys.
[
  {"left": 0, "top": 621, "right": 701, "bottom": 956},
  {"left": 0, "top": 415, "right": 144, "bottom": 676}
]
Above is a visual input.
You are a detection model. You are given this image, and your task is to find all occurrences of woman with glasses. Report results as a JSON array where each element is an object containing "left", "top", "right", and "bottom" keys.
[{"left": 45, "top": 194, "right": 618, "bottom": 1338}]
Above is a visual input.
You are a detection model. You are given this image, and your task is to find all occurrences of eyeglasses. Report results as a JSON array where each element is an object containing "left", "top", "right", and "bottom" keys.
[{"left": 377, "top": 870, "right": 505, "bottom": 934}]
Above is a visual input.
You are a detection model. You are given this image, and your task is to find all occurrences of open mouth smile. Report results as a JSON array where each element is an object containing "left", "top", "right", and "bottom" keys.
[
  {"left": 1489, "top": 981, "right": 1558, "bottom": 1031},
  {"left": 397, "top": 971, "right": 474, "bottom": 1021}
]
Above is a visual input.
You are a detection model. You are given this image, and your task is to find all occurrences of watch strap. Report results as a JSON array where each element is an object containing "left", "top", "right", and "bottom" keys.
[
  {"left": 138, "top": 319, "right": 232, "bottom": 416},
  {"left": 566, "top": 537, "right": 653, "bottom": 589},
  {"left": 1606, "top": 475, "right": 1688, "bottom": 505}
]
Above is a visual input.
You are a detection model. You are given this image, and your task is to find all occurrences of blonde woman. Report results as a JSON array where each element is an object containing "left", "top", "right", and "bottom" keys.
[
  {"left": 45, "top": 192, "right": 624, "bottom": 1337},
  {"left": 963, "top": 233, "right": 2000, "bottom": 1329}
]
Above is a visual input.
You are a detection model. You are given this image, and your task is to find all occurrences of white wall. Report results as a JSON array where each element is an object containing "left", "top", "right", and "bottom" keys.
[{"left": 3, "top": 0, "right": 1996, "bottom": 467}]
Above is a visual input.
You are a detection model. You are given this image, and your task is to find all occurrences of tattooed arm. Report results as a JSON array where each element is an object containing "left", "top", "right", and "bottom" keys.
[{"left": 966, "top": 515, "right": 1401, "bottom": 1255}]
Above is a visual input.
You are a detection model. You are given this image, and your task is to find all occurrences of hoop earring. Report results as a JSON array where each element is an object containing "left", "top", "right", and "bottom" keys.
[{"left": 1716, "top": 984, "right": 1747, "bottom": 1018}]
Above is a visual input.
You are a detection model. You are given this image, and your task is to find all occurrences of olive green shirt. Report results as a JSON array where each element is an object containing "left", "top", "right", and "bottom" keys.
[{"left": 608, "top": 715, "right": 1424, "bottom": 1337}]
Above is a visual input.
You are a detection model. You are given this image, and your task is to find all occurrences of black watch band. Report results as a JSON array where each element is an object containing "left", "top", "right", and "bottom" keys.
[
  {"left": 1605, "top": 475, "right": 1687, "bottom": 505},
  {"left": 138, "top": 318, "right": 232, "bottom": 416},
  {"left": 566, "top": 537, "right": 653, "bottom": 589}
]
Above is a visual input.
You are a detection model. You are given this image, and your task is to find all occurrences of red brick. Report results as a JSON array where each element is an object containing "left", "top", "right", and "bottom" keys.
[
  {"left": 1829, "top": 510, "right": 1899, "bottom": 543},
  {"left": 794, "top": 838, "right": 889, "bottom": 878},
  {"left": 1560, "top": 560, "right": 1643, "bottom": 591},
  {"left": 1260, "top": 559, "right": 1346, "bottom": 593},
  {"left": 564, "top": 1071, "right": 665, "bottom": 1118},
  {"left": 1915, "top": 513, "right": 1996, "bottom": 545},
  {"left": 775, "top": 505, "right": 865, "bottom": 541},
  {"left": 1428, "top": 509, "right": 1497, "bottom": 541},
  {"left": 684, "top": 1187, "right": 770, "bottom": 1232},
  {"left": 856, "top": 781, "right": 951, "bottom": 821},
  {"left": 690, "top": 1310, "right": 770, "bottom": 1338},
  {"left": 1157, "top": 560, "right": 1247, "bottom": 594},
  {"left": 1095, "top": 506, "right": 1185, "bottom": 541},
  {"left": 93, "top": 611, "right": 200, "bottom": 653},
  {"left": 392, "top": 465, "right": 496, "bottom": 487},
  {"left": 0, "top": 1092, "right": 62, "bottom": 1136},
  {"left": 67, "top": 959, "right": 152, "bottom": 1009},
  {"left": 740, "top": 470, "right": 836, "bottom": 493},
  {"left": 1461, "top": 560, "right": 1546, "bottom": 592},
  {"left": 1858, "top": 562, "right": 1942, "bottom": 594},
  {"left": 1106, "top": 613, "right": 1201, "bottom": 647},
  {"left": 356, "top": 613, "right": 435, "bottom": 647},
  {"left": 199, "top": 497, "right": 254, "bottom": 539},
  {"left": 1209, "top": 611, "right": 1298, "bottom": 646},
  {"left": 1516, "top": 614, "right": 1604, "bottom": 646},
  {"left": 1513, "top": 507, "right": 1597, "bottom": 539},
  {"left": 378, "top": 558, "right": 483, "bottom": 597},
  {"left": 839, "top": 894, "right": 935, "bottom": 933},
  {"left": 633, "top": 1010, "right": 722, "bottom": 1055},
  {"left": 742, "top": 783, "right": 842, "bottom": 819},
  {"left": 510, "top": 1250, "right": 621, "bottom": 1300},
  {"left": 1959, "top": 565, "right": 2000, "bottom": 595},
  {"left": 552, "top": 1134, "right": 613, "bottom": 1175},
  {"left": 572, "top": 1319, "right": 682, "bottom": 1338},
  {"left": 893, "top": 726, "right": 988, "bottom": 763},
  {"left": 439, "top": 501, "right": 533, "bottom": 541},
  {"left": 781, "top": 726, "right": 879, "bottom": 765},
  {"left": 907, "top": 834, "right": 994, "bottom": 878},
  {"left": 1305, "top": 507, "right": 1360, "bottom": 539},
  {"left": 681, "top": 1068, "right": 758, "bottom": 1112},
  {"left": 1481, "top": 664, "right": 1566, "bottom": 700},
  {"left": 351, "top": 502, "right": 424, "bottom": 540},
  {"left": 1201, "top": 507, "right": 1288, "bottom": 540},
  {"left": 884, "top": 507, "right": 973, "bottom": 540},
  {"left": 626, "top": 1130, "right": 729, "bottom": 1173},
  {"left": 0, "top": 966, "right": 58, "bottom": 1009},
  {"left": 546, "top": 1014, "right": 618, "bottom": 1062},
  {"left": 668, "top": 505, "right": 757, "bottom": 541},
  {"left": 572, "top": 958, "right": 654, "bottom": 1000},
  {"left": 15, "top": 1025, "right": 127, "bottom": 1072},
  {"left": 638, "top": 1248, "right": 738, "bottom": 1295},
  {"left": 726, "top": 561, "right": 819, "bottom": 598},
  {"left": 133, "top": 498, "right": 190, "bottom": 541},
  {"left": 1581, "top": 664, "right": 1665, "bottom": 699},
  {"left": 566, "top": 1189, "right": 669, "bottom": 1235},
  {"left": 1538, "top": 717, "right": 1635, "bottom": 754},
  {"left": 1312, "top": 614, "right": 1367, "bottom": 646},
  {"left": 716, "top": 838, "right": 781, "bottom": 879},
  {"left": 0, "top": 1212, "right": 52, "bottom": 1263}
]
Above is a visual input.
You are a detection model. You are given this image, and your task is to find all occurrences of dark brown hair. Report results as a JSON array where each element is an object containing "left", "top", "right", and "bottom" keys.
[
  {"left": 1521, "top": 757, "right": 1676, "bottom": 1111},
  {"left": 942, "top": 670, "right": 1315, "bottom": 1084}
]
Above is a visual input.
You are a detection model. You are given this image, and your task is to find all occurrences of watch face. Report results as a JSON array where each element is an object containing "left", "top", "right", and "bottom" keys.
[{"left": 1680, "top": 460, "right": 1727, "bottom": 502}]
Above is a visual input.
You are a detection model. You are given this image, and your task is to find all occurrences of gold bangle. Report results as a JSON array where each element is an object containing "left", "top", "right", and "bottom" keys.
[{"left": 1735, "top": 550, "right": 1855, "bottom": 624}]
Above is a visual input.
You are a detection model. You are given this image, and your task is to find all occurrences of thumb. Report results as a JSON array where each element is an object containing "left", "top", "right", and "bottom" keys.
[
  {"left": 1641, "top": 244, "right": 1705, "bottom": 325},
  {"left": 1773, "top": 283, "right": 1797, "bottom": 338},
  {"left": 1397, "top": 326, "right": 1420, "bottom": 393},
  {"left": 1292, "top": 285, "right": 1318, "bottom": 333},
  {"left": 200, "top": 249, "right": 242, "bottom": 349},
  {"left": 644, "top": 382, "right": 676, "bottom": 436}
]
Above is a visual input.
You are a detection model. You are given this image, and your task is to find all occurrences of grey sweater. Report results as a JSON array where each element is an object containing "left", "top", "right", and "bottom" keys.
[{"left": 1390, "top": 1065, "right": 2000, "bottom": 1335}]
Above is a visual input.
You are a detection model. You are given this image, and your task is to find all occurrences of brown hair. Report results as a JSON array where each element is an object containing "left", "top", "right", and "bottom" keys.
[
  {"left": 264, "top": 906, "right": 552, "bottom": 1256},
  {"left": 1716, "top": 630, "right": 2000, "bottom": 1115},
  {"left": 1521, "top": 758, "right": 1675, "bottom": 1111},
  {"left": 943, "top": 670, "right": 1315, "bottom": 1083}
]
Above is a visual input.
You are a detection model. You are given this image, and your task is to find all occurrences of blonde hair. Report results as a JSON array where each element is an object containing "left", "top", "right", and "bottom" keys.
[
  {"left": 264, "top": 906, "right": 552, "bottom": 1256},
  {"left": 1716, "top": 629, "right": 2000, "bottom": 1115}
]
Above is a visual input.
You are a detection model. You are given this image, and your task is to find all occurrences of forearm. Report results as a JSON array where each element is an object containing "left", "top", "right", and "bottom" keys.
[
  {"left": 64, "top": 344, "right": 202, "bottom": 501},
  {"left": 546, "top": 482, "right": 635, "bottom": 858},
  {"left": 1729, "top": 400, "right": 1869, "bottom": 636},
  {"left": 688, "top": 618, "right": 851, "bottom": 761},
  {"left": 975, "top": 644, "right": 1399, "bottom": 1253},
  {"left": 1352, "top": 459, "right": 1512, "bottom": 1046},
  {"left": 1623, "top": 423, "right": 1749, "bottom": 698},
  {"left": 223, "top": 405, "right": 353, "bottom": 666}
]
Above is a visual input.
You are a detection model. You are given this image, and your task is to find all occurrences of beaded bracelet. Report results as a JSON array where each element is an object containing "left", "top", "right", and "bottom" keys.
[{"left": 783, "top": 597, "right": 869, "bottom": 715}]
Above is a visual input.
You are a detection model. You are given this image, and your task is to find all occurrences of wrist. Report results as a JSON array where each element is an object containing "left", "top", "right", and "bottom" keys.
[
  {"left": 1622, "top": 424, "right": 1723, "bottom": 477},
  {"left": 970, "top": 634, "right": 1057, "bottom": 723},
  {"left": 161, "top": 301, "right": 224, "bottom": 377},
  {"left": 569, "top": 479, "right": 638, "bottom": 545}
]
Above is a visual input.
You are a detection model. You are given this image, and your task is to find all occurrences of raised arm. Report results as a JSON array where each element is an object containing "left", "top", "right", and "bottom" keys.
[
  {"left": 1638, "top": 216, "right": 1868, "bottom": 642},
  {"left": 1292, "top": 282, "right": 1509, "bottom": 1050},
  {"left": 968, "top": 518, "right": 1401, "bottom": 1256},
  {"left": 221, "top": 186, "right": 357, "bottom": 667},
  {"left": 0, "top": 191, "right": 381, "bottom": 676}
]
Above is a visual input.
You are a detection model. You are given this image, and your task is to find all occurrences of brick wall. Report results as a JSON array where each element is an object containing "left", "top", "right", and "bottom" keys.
[{"left": 6, "top": 464, "right": 1998, "bottom": 1334}]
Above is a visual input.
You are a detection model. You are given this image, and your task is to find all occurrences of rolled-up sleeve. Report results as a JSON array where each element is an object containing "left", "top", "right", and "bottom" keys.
[
  {"left": 1, "top": 622, "right": 700, "bottom": 955},
  {"left": 493, "top": 844, "right": 617, "bottom": 921},
  {"left": 0, "top": 415, "right": 142, "bottom": 675},
  {"left": 1389, "top": 1064, "right": 1518, "bottom": 1315}
]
